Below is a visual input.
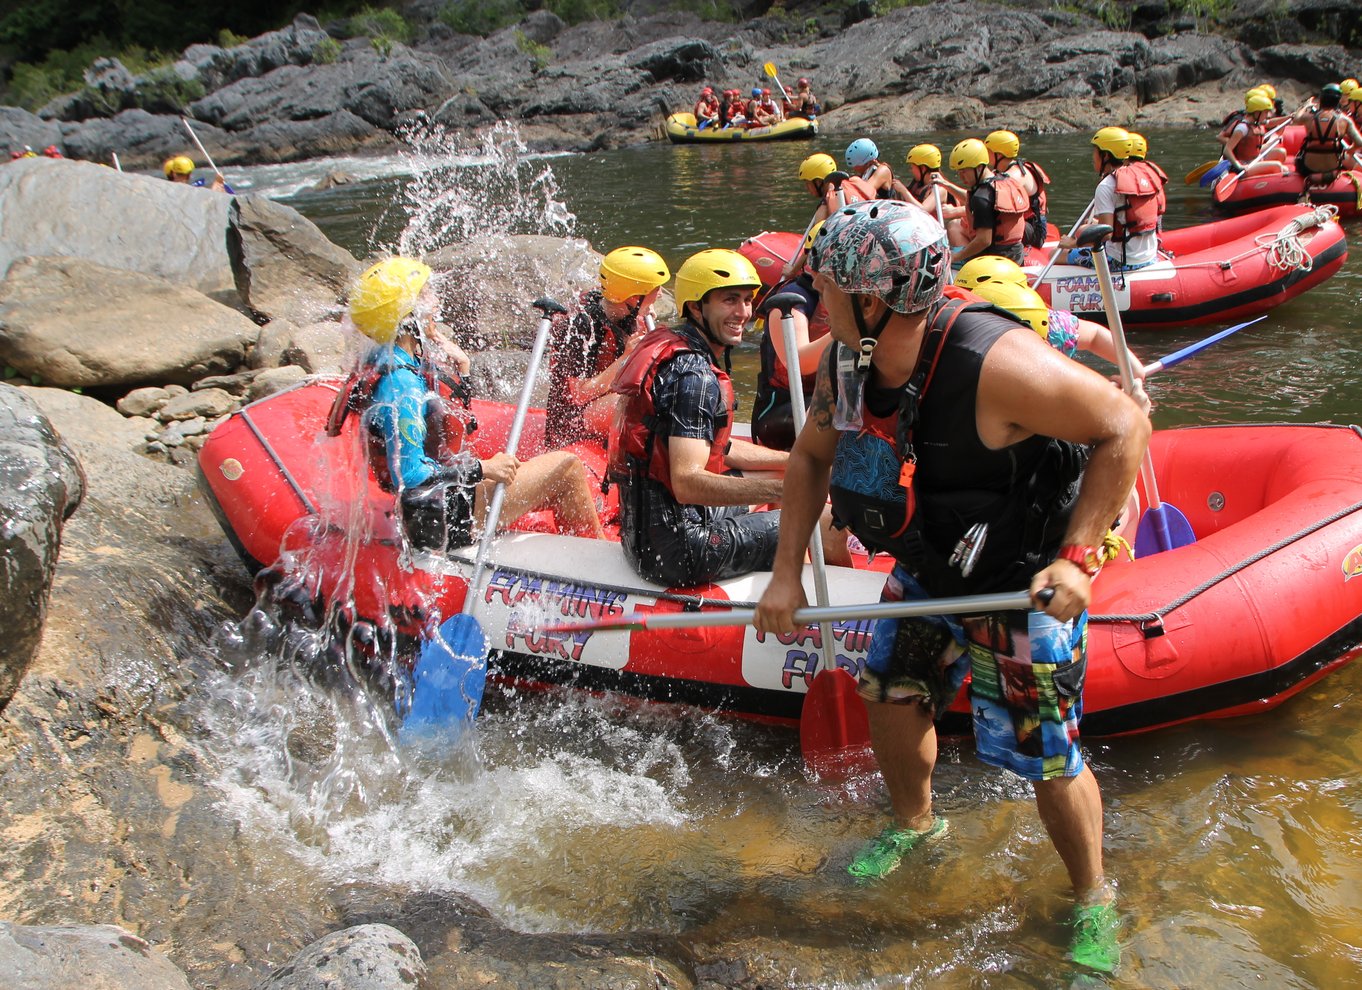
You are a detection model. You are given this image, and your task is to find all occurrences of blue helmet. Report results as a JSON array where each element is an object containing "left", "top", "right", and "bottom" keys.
[
  {"left": 751, "top": 87, "right": 762, "bottom": 98},
  {"left": 845, "top": 138, "right": 879, "bottom": 169}
]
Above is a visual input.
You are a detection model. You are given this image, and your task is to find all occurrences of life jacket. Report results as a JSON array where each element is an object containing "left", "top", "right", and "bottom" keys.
[
  {"left": 824, "top": 174, "right": 876, "bottom": 211},
  {"left": 1017, "top": 159, "right": 1050, "bottom": 223},
  {"left": 326, "top": 355, "right": 473, "bottom": 493},
  {"left": 826, "top": 290, "right": 1086, "bottom": 594},
  {"left": 1297, "top": 108, "right": 1348, "bottom": 176},
  {"left": 1111, "top": 161, "right": 1166, "bottom": 242},
  {"left": 960, "top": 174, "right": 1029, "bottom": 246},
  {"left": 757, "top": 279, "right": 829, "bottom": 394},
  {"left": 607, "top": 325, "right": 734, "bottom": 495},
  {"left": 864, "top": 162, "right": 896, "bottom": 200}
]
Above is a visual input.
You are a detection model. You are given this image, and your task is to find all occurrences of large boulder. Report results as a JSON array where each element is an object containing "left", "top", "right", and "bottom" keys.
[
  {"left": 0, "top": 157, "right": 235, "bottom": 292},
  {"left": 227, "top": 194, "right": 362, "bottom": 325},
  {"left": 0, "top": 107, "right": 63, "bottom": 156},
  {"left": 0, "top": 257, "right": 259, "bottom": 388},
  {"left": 0, "top": 922, "right": 191, "bottom": 990},
  {"left": 56, "top": 109, "right": 239, "bottom": 173},
  {"left": 252, "top": 925, "right": 425, "bottom": 990},
  {"left": 0, "top": 385, "right": 84, "bottom": 712}
]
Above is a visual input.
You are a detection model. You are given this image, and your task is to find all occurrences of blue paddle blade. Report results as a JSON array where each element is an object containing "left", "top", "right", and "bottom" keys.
[
  {"left": 400, "top": 613, "right": 489, "bottom": 739},
  {"left": 1199, "top": 160, "right": 1230, "bottom": 188},
  {"left": 1134, "top": 504, "right": 1197, "bottom": 557}
]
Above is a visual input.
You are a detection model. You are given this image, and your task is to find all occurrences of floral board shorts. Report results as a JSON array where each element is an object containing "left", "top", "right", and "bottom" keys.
[{"left": 857, "top": 564, "right": 1087, "bottom": 781}]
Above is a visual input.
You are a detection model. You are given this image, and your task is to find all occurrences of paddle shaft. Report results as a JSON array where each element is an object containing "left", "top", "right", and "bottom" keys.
[
  {"left": 542, "top": 589, "right": 1042, "bottom": 635},
  {"left": 180, "top": 117, "right": 224, "bottom": 179},
  {"left": 1030, "top": 199, "right": 1094, "bottom": 287},
  {"left": 1089, "top": 243, "right": 1164, "bottom": 512},
  {"left": 1143, "top": 316, "right": 1266, "bottom": 377},
  {"left": 111, "top": 152, "right": 122, "bottom": 172},
  {"left": 462, "top": 308, "right": 555, "bottom": 615},
  {"left": 773, "top": 302, "right": 838, "bottom": 680},
  {"left": 934, "top": 192, "right": 953, "bottom": 285},
  {"left": 763, "top": 62, "right": 788, "bottom": 120}
]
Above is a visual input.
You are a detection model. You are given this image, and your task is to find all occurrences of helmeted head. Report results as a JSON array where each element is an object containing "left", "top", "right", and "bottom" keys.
[
  {"left": 1341, "top": 79, "right": 1359, "bottom": 101},
  {"left": 798, "top": 77, "right": 810, "bottom": 88},
  {"left": 762, "top": 88, "right": 771, "bottom": 97},
  {"left": 905, "top": 144, "right": 942, "bottom": 170},
  {"left": 1320, "top": 82, "right": 1343, "bottom": 110},
  {"left": 1127, "top": 132, "right": 1148, "bottom": 160},
  {"left": 845, "top": 138, "right": 879, "bottom": 170},
  {"left": 42, "top": 144, "right": 61, "bottom": 158},
  {"left": 806, "top": 200, "right": 950, "bottom": 317},
  {"left": 1257, "top": 83, "right": 1277, "bottom": 99},
  {"left": 163, "top": 155, "right": 195, "bottom": 179},
  {"left": 349, "top": 257, "right": 434, "bottom": 344},
  {"left": 955, "top": 255, "right": 1029, "bottom": 292},
  {"left": 799, "top": 152, "right": 837, "bottom": 183},
  {"left": 949, "top": 138, "right": 989, "bottom": 176},
  {"left": 968, "top": 280, "right": 1050, "bottom": 338},
  {"left": 1244, "top": 89, "right": 1273, "bottom": 114},
  {"left": 674, "top": 248, "right": 760, "bottom": 316},
  {"left": 600, "top": 246, "right": 670, "bottom": 304},
  {"left": 701, "top": 86, "right": 713, "bottom": 97},
  {"left": 751, "top": 87, "right": 762, "bottom": 98},
  {"left": 984, "top": 129, "right": 1020, "bottom": 160},
  {"left": 1091, "top": 126, "right": 1132, "bottom": 163},
  {"left": 802, "top": 220, "right": 825, "bottom": 256}
]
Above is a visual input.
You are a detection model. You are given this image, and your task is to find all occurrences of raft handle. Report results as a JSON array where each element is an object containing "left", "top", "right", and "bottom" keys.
[{"left": 1151, "top": 292, "right": 1174, "bottom": 303}]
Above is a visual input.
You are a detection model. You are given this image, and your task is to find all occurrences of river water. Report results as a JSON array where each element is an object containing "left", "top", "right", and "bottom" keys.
[{"left": 207, "top": 126, "right": 1362, "bottom": 987}]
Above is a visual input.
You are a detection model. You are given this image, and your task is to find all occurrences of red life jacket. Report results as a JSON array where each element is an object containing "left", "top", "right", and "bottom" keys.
[
  {"left": 326, "top": 357, "right": 472, "bottom": 493},
  {"left": 608, "top": 325, "right": 734, "bottom": 494},
  {"left": 960, "top": 174, "right": 1029, "bottom": 246},
  {"left": 824, "top": 174, "right": 876, "bottom": 212},
  {"left": 1111, "top": 161, "right": 1166, "bottom": 242},
  {"left": 1018, "top": 159, "right": 1050, "bottom": 221}
]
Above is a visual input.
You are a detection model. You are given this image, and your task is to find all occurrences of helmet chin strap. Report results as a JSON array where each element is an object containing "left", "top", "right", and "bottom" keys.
[
  {"left": 685, "top": 307, "right": 734, "bottom": 374},
  {"left": 852, "top": 297, "right": 893, "bottom": 373}
]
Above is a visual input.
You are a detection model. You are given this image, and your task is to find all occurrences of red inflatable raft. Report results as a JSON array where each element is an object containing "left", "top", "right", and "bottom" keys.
[
  {"left": 1025, "top": 204, "right": 1347, "bottom": 329},
  {"left": 1211, "top": 166, "right": 1362, "bottom": 217},
  {"left": 198, "top": 380, "right": 1362, "bottom": 737}
]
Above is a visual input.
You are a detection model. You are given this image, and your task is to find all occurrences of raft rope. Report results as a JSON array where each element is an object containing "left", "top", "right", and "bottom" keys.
[
  {"left": 1090, "top": 496, "right": 1362, "bottom": 626},
  {"left": 1254, "top": 204, "right": 1338, "bottom": 273}
]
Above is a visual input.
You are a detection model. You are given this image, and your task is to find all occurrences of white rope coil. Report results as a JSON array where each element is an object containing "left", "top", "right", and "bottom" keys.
[{"left": 1255, "top": 204, "right": 1339, "bottom": 273}]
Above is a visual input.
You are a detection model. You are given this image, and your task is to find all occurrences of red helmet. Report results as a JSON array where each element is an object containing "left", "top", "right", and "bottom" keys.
[
  {"left": 798, "top": 78, "right": 810, "bottom": 87},
  {"left": 701, "top": 87, "right": 713, "bottom": 96},
  {"left": 9, "top": 150, "right": 23, "bottom": 160},
  {"left": 42, "top": 145, "right": 61, "bottom": 157},
  {"left": 762, "top": 88, "right": 771, "bottom": 96}
]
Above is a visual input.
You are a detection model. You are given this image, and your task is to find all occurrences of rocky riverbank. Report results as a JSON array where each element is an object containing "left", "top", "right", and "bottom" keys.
[{"left": 1, "top": 0, "right": 1358, "bottom": 171}]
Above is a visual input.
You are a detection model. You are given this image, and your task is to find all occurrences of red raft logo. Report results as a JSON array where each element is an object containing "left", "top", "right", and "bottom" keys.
[{"left": 1343, "top": 544, "right": 1362, "bottom": 581}]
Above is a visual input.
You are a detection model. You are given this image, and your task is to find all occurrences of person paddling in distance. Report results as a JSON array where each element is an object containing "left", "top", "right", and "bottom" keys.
[
  {"left": 163, "top": 154, "right": 229, "bottom": 192},
  {"left": 753, "top": 201, "right": 1148, "bottom": 974},
  {"left": 546, "top": 246, "right": 670, "bottom": 448},
  {"left": 984, "top": 130, "right": 1052, "bottom": 249},
  {"left": 608, "top": 249, "right": 849, "bottom": 586},
  {"left": 1218, "top": 89, "right": 1289, "bottom": 177},
  {"left": 846, "top": 138, "right": 897, "bottom": 199},
  {"left": 945, "top": 138, "right": 1030, "bottom": 266},
  {"left": 892, "top": 144, "right": 966, "bottom": 222},
  {"left": 1287, "top": 83, "right": 1362, "bottom": 201},
  {"left": 347, "top": 258, "right": 605, "bottom": 555},
  {"left": 1059, "top": 127, "right": 1165, "bottom": 272}
]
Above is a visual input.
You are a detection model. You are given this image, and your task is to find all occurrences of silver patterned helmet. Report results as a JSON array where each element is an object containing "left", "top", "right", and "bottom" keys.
[{"left": 807, "top": 201, "right": 951, "bottom": 315}]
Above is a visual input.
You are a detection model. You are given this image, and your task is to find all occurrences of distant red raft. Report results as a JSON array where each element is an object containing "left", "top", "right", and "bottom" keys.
[
  {"left": 198, "top": 379, "right": 1362, "bottom": 738},
  {"left": 1025, "top": 204, "right": 1346, "bottom": 329},
  {"left": 1212, "top": 166, "right": 1362, "bottom": 217}
]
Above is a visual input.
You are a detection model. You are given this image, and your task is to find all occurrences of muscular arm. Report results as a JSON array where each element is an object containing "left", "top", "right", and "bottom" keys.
[
  {"left": 977, "top": 329, "right": 1151, "bottom": 619},
  {"left": 669, "top": 437, "right": 782, "bottom": 505}
]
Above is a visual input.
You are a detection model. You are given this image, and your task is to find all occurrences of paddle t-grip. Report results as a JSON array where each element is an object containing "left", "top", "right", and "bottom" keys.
[
  {"left": 759, "top": 291, "right": 806, "bottom": 319},
  {"left": 1075, "top": 223, "right": 1114, "bottom": 250},
  {"left": 532, "top": 296, "right": 567, "bottom": 317},
  {"left": 825, "top": 170, "right": 849, "bottom": 189}
]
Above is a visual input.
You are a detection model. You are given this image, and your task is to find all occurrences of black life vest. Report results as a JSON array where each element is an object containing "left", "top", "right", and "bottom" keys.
[
  {"left": 827, "top": 292, "right": 1087, "bottom": 595},
  {"left": 1297, "top": 108, "right": 1348, "bottom": 177},
  {"left": 961, "top": 174, "right": 1029, "bottom": 247}
]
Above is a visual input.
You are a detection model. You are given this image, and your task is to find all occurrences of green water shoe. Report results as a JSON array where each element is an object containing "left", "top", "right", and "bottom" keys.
[
  {"left": 1070, "top": 901, "right": 1121, "bottom": 974},
  {"left": 847, "top": 816, "right": 948, "bottom": 881}
]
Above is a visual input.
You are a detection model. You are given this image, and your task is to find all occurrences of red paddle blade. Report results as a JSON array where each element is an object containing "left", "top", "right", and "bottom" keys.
[{"left": 799, "top": 667, "right": 876, "bottom": 782}]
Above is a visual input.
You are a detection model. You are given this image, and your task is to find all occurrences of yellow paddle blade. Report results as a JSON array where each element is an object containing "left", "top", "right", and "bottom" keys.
[
  {"left": 1184, "top": 160, "right": 1217, "bottom": 184},
  {"left": 763, "top": 61, "right": 778, "bottom": 78}
]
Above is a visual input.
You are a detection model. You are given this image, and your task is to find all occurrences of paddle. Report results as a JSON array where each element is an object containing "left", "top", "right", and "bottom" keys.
[
  {"left": 1029, "top": 199, "right": 1094, "bottom": 288},
  {"left": 763, "top": 61, "right": 788, "bottom": 120},
  {"left": 180, "top": 117, "right": 231, "bottom": 191},
  {"left": 401, "top": 297, "right": 567, "bottom": 739},
  {"left": 933, "top": 188, "right": 953, "bottom": 286},
  {"left": 1214, "top": 135, "right": 1284, "bottom": 200},
  {"left": 1198, "top": 159, "right": 1231, "bottom": 188},
  {"left": 111, "top": 152, "right": 122, "bottom": 172},
  {"left": 1143, "top": 315, "right": 1265, "bottom": 377},
  {"left": 763, "top": 291, "right": 849, "bottom": 773},
  {"left": 1184, "top": 160, "right": 1218, "bottom": 185},
  {"left": 1080, "top": 225, "right": 1195, "bottom": 557}
]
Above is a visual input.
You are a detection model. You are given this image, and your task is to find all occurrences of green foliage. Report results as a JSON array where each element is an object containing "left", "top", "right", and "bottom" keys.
[
  {"left": 543, "top": 0, "right": 623, "bottom": 24},
  {"left": 1168, "top": 0, "right": 1233, "bottom": 25},
  {"left": 872, "top": 0, "right": 934, "bottom": 12},
  {"left": 3, "top": 38, "right": 179, "bottom": 110},
  {"left": 514, "top": 29, "right": 551, "bottom": 71},
  {"left": 313, "top": 37, "right": 343, "bottom": 64},
  {"left": 438, "top": 0, "right": 522, "bottom": 37},
  {"left": 133, "top": 65, "right": 206, "bottom": 109},
  {"left": 217, "top": 27, "right": 249, "bottom": 48},
  {"left": 669, "top": 0, "right": 739, "bottom": 21},
  {"left": 1049, "top": 0, "right": 1133, "bottom": 30},
  {"left": 7, "top": 63, "right": 59, "bottom": 110},
  {"left": 346, "top": 5, "right": 413, "bottom": 43},
  {"left": 371, "top": 34, "right": 394, "bottom": 58}
]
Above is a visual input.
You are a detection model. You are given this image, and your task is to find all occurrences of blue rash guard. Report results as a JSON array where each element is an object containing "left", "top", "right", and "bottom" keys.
[{"left": 366, "top": 346, "right": 480, "bottom": 491}]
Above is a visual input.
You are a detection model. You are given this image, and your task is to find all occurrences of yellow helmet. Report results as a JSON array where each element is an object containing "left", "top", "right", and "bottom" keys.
[
  {"left": 802, "top": 220, "right": 825, "bottom": 254},
  {"left": 1127, "top": 132, "right": 1148, "bottom": 159},
  {"left": 799, "top": 152, "right": 838, "bottom": 182},
  {"left": 984, "top": 129, "right": 1020, "bottom": 159},
  {"left": 949, "top": 138, "right": 990, "bottom": 171},
  {"left": 1256, "top": 82, "right": 1277, "bottom": 99},
  {"left": 969, "top": 280, "right": 1050, "bottom": 338},
  {"left": 349, "top": 257, "right": 433, "bottom": 343},
  {"left": 1245, "top": 89, "right": 1273, "bottom": 113},
  {"left": 1340, "top": 79, "right": 1359, "bottom": 99},
  {"left": 600, "top": 246, "right": 670, "bottom": 303},
  {"left": 955, "top": 255, "right": 1029, "bottom": 291},
  {"left": 163, "top": 155, "right": 195, "bottom": 177},
  {"left": 673, "top": 249, "right": 761, "bottom": 312},
  {"left": 905, "top": 144, "right": 942, "bottom": 169},
  {"left": 1091, "top": 126, "right": 1132, "bottom": 160}
]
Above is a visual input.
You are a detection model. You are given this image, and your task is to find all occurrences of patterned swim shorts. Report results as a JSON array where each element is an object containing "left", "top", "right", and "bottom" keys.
[{"left": 857, "top": 564, "right": 1087, "bottom": 781}]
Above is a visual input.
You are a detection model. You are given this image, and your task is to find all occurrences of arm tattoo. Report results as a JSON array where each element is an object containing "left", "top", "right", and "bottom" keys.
[{"left": 809, "top": 354, "right": 835, "bottom": 432}]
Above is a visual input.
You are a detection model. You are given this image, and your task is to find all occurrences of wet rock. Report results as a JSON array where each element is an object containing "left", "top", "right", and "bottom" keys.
[
  {"left": 227, "top": 194, "right": 361, "bottom": 325},
  {"left": 117, "top": 386, "right": 176, "bottom": 418},
  {"left": 159, "top": 388, "right": 236, "bottom": 422},
  {"left": 312, "top": 170, "right": 357, "bottom": 191},
  {"left": 0, "top": 921, "right": 192, "bottom": 990},
  {"left": 0, "top": 157, "right": 234, "bottom": 293},
  {"left": 0, "top": 385, "right": 84, "bottom": 712},
  {"left": 0, "top": 107, "right": 63, "bottom": 156},
  {"left": 247, "top": 365, "right": 309, "bottom": 400},
  {"left": 234, "top": 111, "right": 388, "bottom": 165},
  {"left": 252, "top": 924, "right": 425, "bottom": 990},
  {"left": 1254, "top": 42, "right": 1356, "bottom": 87},
  {"left": 0, "top": 257, "right": 259, "bottom": 389}
]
